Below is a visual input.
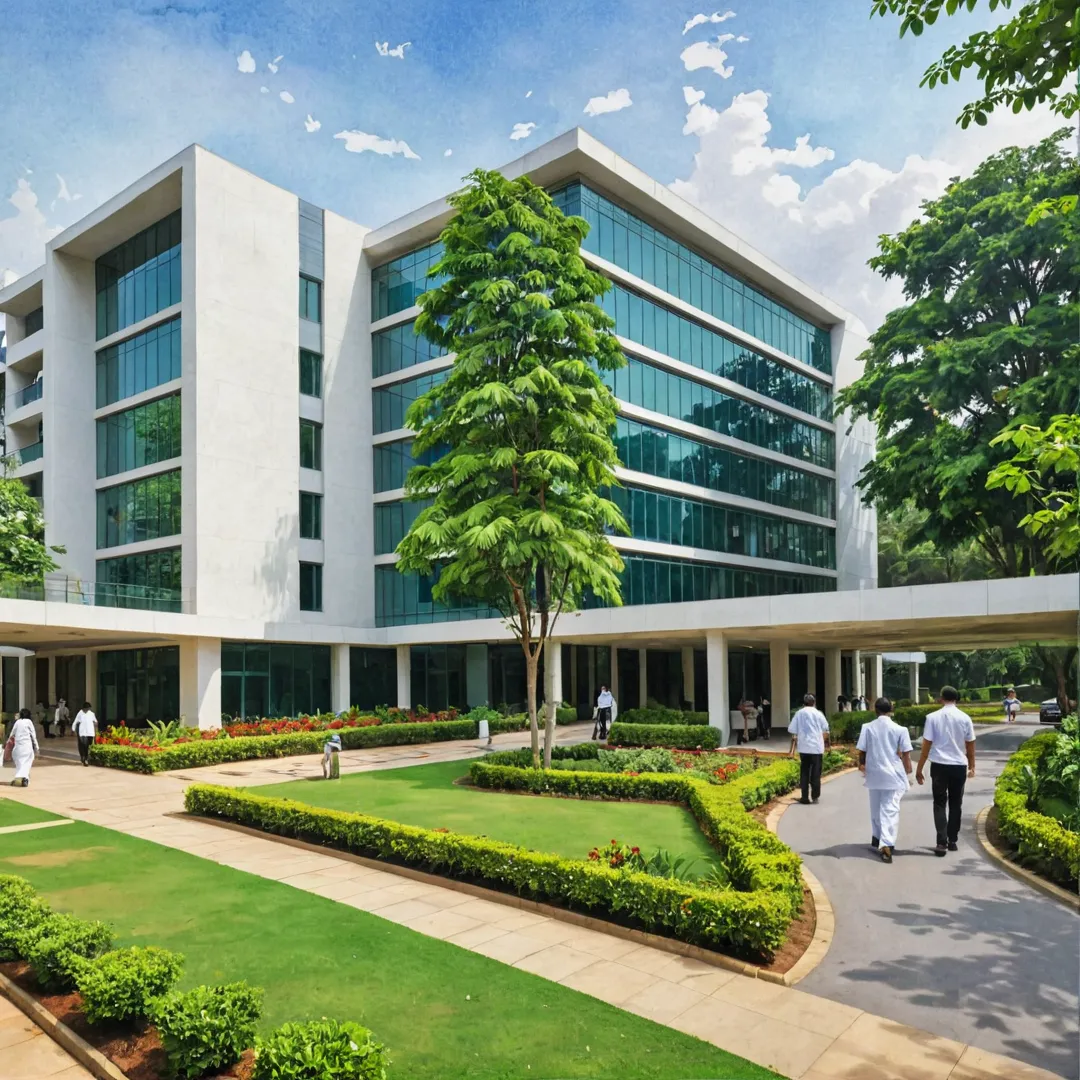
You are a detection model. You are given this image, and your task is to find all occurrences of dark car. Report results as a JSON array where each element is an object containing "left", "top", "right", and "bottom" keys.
[{"left": 1039, "top": 699, "right": 1063, "bottom": 724}]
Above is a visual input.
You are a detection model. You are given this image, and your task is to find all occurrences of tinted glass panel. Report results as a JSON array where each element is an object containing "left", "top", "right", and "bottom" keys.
[
  {"left": 350, "top": 648, "right": 397, "bottom": 711},
  {"left": 372, "top": 320, "right": 445, "bottom": 378},
  {"left": 96, "top": 393, "right": 181, "bottom": 478},
  {"left": 95, "top": 547, "right": 182, "bottom": 611},
  {"left": 299, "top": 420, "right": 322, "bottom": 470},
  {"left": 300, "top": 562, "right": 323, "bottom": 611},
  {"left": 96, "top": 470, "right": 182, "bottom": 549},
  {"left": 221, "top": 641, "right": 331, "bottom": 717},
  {"left": 371, "top": 241, "right": 446, "bottom": 320},
  {"left": 96, "top": 646, "right": 179, "bottom": 725},
  {"left": 299, "top": 349, "right": 322, "bottom": 397},
  {"left": 95, "top": 317, "right": 181, "bottom": 408}
]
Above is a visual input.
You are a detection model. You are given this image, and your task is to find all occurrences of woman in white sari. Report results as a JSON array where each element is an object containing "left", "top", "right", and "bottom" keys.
[{"left": 7, "top": 708, "right": 39, "bottom": 786}]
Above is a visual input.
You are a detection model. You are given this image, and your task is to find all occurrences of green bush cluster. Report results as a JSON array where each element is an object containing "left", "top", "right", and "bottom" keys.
[
  {"left": 0, "top": 874, "right": 51, "bottom": 960},
  {"left": 828, "top": 705, "right": 936, "bottom": 742},
  {"left": 154, "top": 982, "right": 264, "bottom": 1079},
  {"left": 19, "top": 912, "right": 114, "bottom": 991},
  {"left": 556, "top": 705, "right": 579, "bottom": 724},
  {"left": 994, "top": 730, "right": 1080, "bottom": 890},
  {"left": 254, "top": 1018, "right": 389, "bottom": 1080},
  {"left": 608, "top": 722, "right": 720, "bottom": 750},
  {"left": 617, "top": 707, "right": 710, "bottom": 726},
  {"left": 77, "top": 946, "right": 185, "bottom": 1025}
]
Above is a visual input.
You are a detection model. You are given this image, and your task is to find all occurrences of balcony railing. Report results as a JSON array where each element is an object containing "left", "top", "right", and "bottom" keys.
[
  {"left": 0, "top": 576, "right": 190, "bottom": 613},
  {"left": 2, "top": 441, "right": 43, "bottom": 468},
  {"left": 11, "top": 380, "right": 43, "bottom": 409}
]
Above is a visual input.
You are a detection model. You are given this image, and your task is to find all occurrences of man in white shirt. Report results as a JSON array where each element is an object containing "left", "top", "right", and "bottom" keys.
[
  {"left": 788, "top": 694, "right": 831, "bottom": 804},
  {"left": 916, "top": 685, "right": 976, "bottom": 856},
  {"left": 72, "top": 701, "right": 98, "bottom": 767},
  {"left": 594, "top": 686, "right": 615, "bottom": 740},
  {"left": 857, "top": 697, "right": 913, "bottom": 863}
]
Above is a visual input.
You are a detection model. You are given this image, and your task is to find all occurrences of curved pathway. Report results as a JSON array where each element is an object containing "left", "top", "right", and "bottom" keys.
[{"left": 778, "top": 721, "right": 1079, "bottom": 1079}]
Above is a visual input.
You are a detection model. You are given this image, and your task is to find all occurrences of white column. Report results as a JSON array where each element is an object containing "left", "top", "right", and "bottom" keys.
[
  {"left": 770, "top": 640, "right": 791, "bottom": 726},
  {"left": 705, "top": 631, "right": 729, "bottom": 745},
  {"left": 332, "top": 644, "right": 350, "bottom": 714},
  {"left": 681, "top": 646, "right": 695, "bottom": 709},
  {"left": 638, "top": 648, "right": 647, "bottom": 707},
  {"left": 18, "top": 656, "right": 34, "bottom": 710},
  {"left": 853, "top": 649, "right": 864, "bottom": 700},
  {"left": 396, "top": 645, "right": 411, "bottom": 710},
  {"left": 547, "top": 642, "right": 563, "bottom": 707},
  {"left": 869, "top": 654, "right": 884, "bottom": 702},
  {"left": 179, "top": 637, "right": 222, "bottom": 730},
  {"left": 909, "top": 661, "right": 920, "bottom": 703},
  {"left": 825, "top": 648, "right": 841, "bottom": 717},
  {"left": 609, "top": 646, "right": 619, "bottom": 703}
]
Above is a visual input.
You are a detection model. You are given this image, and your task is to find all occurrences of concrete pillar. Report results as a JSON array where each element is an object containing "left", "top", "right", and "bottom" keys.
[
  {"left": 609, "top": 646, "right": 619, "bottom": 703},
  {"left": 396, "top": 646, "right": 411, "bottom": 710},
  {"left": 179, "top": 637, "right": 222, "bottom": 730},
  {"left": 908, "top": 661, "right": 919, "bottom": 702},
  {"left": 332, "top": 644, "right": 350, "bottom": 714},
  {"left": 825, "top": 648, "right": 842, "bottom": 718},
  {"left": 18, "top": 656, "right": 33, "bottom": 710},
  {"left": 805, "top": 653, "right": 817, "bottom": 698},
  {"left": 705, "top": 632, "right": 729, "bottom": 745},
  {"left": 853, "top": 649, "right": 864, "bottom": 700},
  {"left": 465, "top": 644, "right": 488, "bottom": 709},
  {"left": 770, "top": 640, "right": 790, "bottom": 725},
  {"left": 869, "top": 655, "right": 883, "bottom": 702},
  {"left": 681, "top": 646, "right": 695, "bottom": 709},
  {"left": 546, "top": 641, "right": 563, "bottom": 706},
  {"left": 638, "top": 648, "right": 647, "bottom": 707}
]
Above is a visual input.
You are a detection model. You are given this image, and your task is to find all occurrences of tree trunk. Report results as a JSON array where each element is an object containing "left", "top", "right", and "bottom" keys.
[
  {"left": 542, "top": 644, "right": 556, "bottom": 769},
  {"left": 526, "top": 647, "right": 540, "bottom": 768}
]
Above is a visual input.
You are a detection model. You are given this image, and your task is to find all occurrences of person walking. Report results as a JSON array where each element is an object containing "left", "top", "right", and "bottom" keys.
[
  {"left": 759, "top": 697, "right": 772, "bottom": 741},
  {"left": 788, "top": 694, "right": 830, "bottom": 804},
  {"left": 857, "top": 697, "right": 913, "bottom": 863},
  {"left": 1002, "top": 688, "right": 1021, "bottom": 724},
  {"left": 34, "top": 699, "right": 52, "bottom": 739},
  {"left": 6, "top": 708, "right": 39, "bottom": 787},
  {"left": 594, "top": 685, "right": 615, "bottom": 741},
  {"left": 322, "top": 732, "right": 342, "bottom": 779},
  {"left": 737, "top": 699, "right": 757, "bottom": 745},
  {"left": 72, "top": 701, "right": 98, "bottom": 767},
  {"left": 55, "top": 698, "right": 71, "bottom": 738},
  {"left": 915, "top": 685, "right": 976, "bottom": 856}
]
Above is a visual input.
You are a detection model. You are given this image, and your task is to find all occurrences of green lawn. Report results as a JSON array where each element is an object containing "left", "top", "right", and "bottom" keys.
[
  {"left": 0, "top": 798, "right": 62, "bottom": 827},
  {"left": 251, "top": 759, "right": 721, "bottom": 877},
  {"left": 0, "top": 821, "right": 771, "bottom": 1080}
]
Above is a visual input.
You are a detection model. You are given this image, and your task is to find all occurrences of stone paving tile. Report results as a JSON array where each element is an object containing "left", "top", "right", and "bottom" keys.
[
  {"left": 470, "top": 930, "right": 550, "bottom": 966},
  {"left": 0, "top": 1011, "right": 38, "bottom": 1050},
  {"left": 557, "top": 959, "right": 659, "bottom": 1005},
  {"left": 512, "top": 943, "right": 600, "bottom": 981},
  {"left": 680, "top": 966, "right": 739, "bottom": 996},
  {"left": 669, "top": 995, "right": 770, "bottom": 1046},
  {"left": 4, "top": 1027, "right": 93, "bottom": 1080},
  {"left": 444, "top": 924, "right": 510, "bottom": 949},
  {"left": 620, "top": 978, "right": 706, "bottom": 1025},
  {"left": 724, "top": 1014, "right": 834, "bottom": 1079},
  {"left": 948, "top": 1044, "right": 1065, "bottom": 1080},
  {"left": 362, "top": 898, "right": 442, "bottom": 923},
  {"left": 750, "top": 985, "right": 863, "bottom": 1040},
  {"left": 399, "top": 908, "right": 482, "bottom": 941}
]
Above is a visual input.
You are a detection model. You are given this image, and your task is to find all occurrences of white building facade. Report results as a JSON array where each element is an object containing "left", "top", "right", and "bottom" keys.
[{"left": 3, "top": 128, "right": 1026, "bottom": 742}]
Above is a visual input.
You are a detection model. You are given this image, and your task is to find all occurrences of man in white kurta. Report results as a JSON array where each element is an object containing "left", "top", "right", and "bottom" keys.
[
  {"left": 8, "top": 709, "right": 39, "bottom": 786},
  {"left": 856, "top": 697, "right": 913, "bottom": 863}
]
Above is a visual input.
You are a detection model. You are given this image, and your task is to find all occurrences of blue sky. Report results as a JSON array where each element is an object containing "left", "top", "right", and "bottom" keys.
[{"left": 0, "top": 0, "right": 1061, "bottom": 330}]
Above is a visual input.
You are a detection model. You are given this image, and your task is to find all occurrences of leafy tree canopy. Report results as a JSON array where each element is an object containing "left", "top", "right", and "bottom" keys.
[
  {"left": 872, "top": 0, "right": 1079, "bottom": 127},
  {"left": 877, "top": 503, "right": 992, "bottom": 587},
  {"left": 397, "top": 168, "right": 627, "bottom": 764},
  {"left": 0, "top": 476, "right": 63, "bottom": 585},
  {"left": 837, "top": 129, "right": 1078, "bottom": 577}
]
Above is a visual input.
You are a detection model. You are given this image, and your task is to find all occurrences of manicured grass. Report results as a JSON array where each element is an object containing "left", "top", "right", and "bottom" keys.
[
  {"left": 0, "top": 821, "right": 771, "bottom": 1079},
  {"left": 250, "top": 759, "right": 721, "bottom": 877},
  {"left": 0, "top": 798, "right": 62, "bottom": 827}
]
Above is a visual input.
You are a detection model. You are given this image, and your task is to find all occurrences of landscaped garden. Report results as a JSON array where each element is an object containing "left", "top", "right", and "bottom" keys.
[{"left": 0, "top": 820, "right": 774, "bottom": 1079}]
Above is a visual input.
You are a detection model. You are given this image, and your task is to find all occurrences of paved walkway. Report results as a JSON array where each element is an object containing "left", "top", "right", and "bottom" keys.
[
  {"left": 0, "top": 995, "right": 93, "bottom": 1080},
  {"left": 778, "top": 721, "right": 1079, "bottom": 1079},
  {"left": 5, "top": 732, "right": 1065, "bottom": 1080}
]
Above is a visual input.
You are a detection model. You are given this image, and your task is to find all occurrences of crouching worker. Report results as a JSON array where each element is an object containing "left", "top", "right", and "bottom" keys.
[
  {"left": 857, "top": 697, "right": 913, "bottom": 863},
  {"left": 322, "top": 732, "right": 342, "bottom": 779}
]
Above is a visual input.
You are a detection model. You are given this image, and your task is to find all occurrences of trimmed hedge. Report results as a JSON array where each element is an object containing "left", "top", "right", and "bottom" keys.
[
  {"left": 608, "top": 722, "right": 720, "bottom": 750},
  {"left": 617, "top": 707, "right": 709, "bottom": 727},
  {"left": 994, "top": 731, "right": 1080, "bottom": 890},
  {"left": 828, "top": 705, "right": 936, "bottom": 742}
]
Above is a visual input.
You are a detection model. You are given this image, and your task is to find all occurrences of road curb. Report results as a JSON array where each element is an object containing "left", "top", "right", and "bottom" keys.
[{"left": 975, "top": 805, "right": 1080, "bottom": 914}]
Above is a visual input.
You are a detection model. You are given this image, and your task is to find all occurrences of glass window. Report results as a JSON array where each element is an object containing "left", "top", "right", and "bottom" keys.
[
  {"left": 300, "top": 562, "right": 323, "bottom": 611},
  {"left": 350, "top": 647, "right": 397, "bottom": 711},
  {"left": 96, "top": 646, "right": 180, "bottom": 725},
  {"left": 96, "top": 393, "right": 181, "bottom": 478},
  {"left": 372, "top": 370, "right": 446, "bottom": 435},
  {"left": 95, "top": 317, "right": 182, "bottom": 408},
  {"left": 372, "top": 320, "right": 445, "bottom": 378},
  {"left": 24, "top": 307, "right": 43, "bottom": 336},
  {"left": 370, "top": 241, "right": 446, "bottom": 321},
  {"left": 96, "top": 469, "right": 182, "bottom": 549},
  {"left": 373, "top": 440, "right": 445, "bottom": 492},
  {"left": 409, "top": 645, "right": 468, "bottom": 712},
  {"left": 375, "top": 567, "right": 499, "bottom": 627},
  {"left": 299, "top": 200, "right": 325, "bottom": 280},
  {"left": 299, "top": 276, "right": 322, "bottom": 323},
  {"left": 95, "top": 547, "right": 182, "bottom": 611},
  {"left": 300, "top": 492, "right": 322, "bottom": 540},
  {"left": 299, "top": 420, "right": 322, "bottom": 470},
  {"left": 374, "top": 499, "right": 428, "bottom": 554},
  {"left": 221, "top": 641, "right": 331, "bottom": 718},
  {"left": 299, "top": 349, "right": 322, "bottom": 397}
]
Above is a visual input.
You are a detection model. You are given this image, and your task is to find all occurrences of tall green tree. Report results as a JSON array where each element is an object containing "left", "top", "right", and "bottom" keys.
[
  {"left": 877, "top": 503, "right": 992, "bottom": 587},
  {"left": 397, "top": 169, "right": 627, "bottom": 767},
  {"left": 0, "top": 476, "right": 63, "bottom": 586},
  {"left": 871, "top": 0, "right": 1079, "bottom": 127},
  {"left": 837, "top": 129, "right": 1078, "bottom": 577}
]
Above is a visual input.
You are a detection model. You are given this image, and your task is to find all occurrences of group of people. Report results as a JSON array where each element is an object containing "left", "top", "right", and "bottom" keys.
[
  {"left": 734, "top": 697, "right": 772, "bottom": 743},
  {"left": 788, "top": 686, "right": 977, "bottom": 862},
  {"left": 835, "top": 693, "right": 868, "bottom": 712},
  {"left": 4, "top": 701, "right": 99, "bottom": 786}
]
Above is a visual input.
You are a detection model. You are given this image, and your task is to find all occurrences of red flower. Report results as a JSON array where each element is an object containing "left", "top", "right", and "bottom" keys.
[{"left": 631, "top": 846, "right": 640, "bottom": 855}]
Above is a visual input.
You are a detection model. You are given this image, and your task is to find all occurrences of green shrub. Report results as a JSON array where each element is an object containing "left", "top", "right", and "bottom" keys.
[
  {"left": 556, "top": 706, "right": 579, "bottom": 724},
  {"left": 21, "top": 913, "right": 114, "bottom": 991},
  {"left": 608, "top": 722, "right": 720, "bottom": 750},
  {"left": 595, "top": 747, "right": 678, "bottom": 773},
  {"left": 0, "top": 875, "right": 51, "bottom": 961},
  {"left": 154, "top": 982, "right": 263, "bottom": 1079},
  {"left": 253, "top": 1018, "right": 388, "bottom": 1080},
  {"left": 487, "top": 714, "right": 530, "bottom": 735},
  {"left": 828, "top": 705, "right": 936, "bottom": 743},
  {"left": 618, "top": 707, "right": 709, "bottom": 726},
  {"left": 77, "top": 946, "right": 185, "bottom": 1025}
]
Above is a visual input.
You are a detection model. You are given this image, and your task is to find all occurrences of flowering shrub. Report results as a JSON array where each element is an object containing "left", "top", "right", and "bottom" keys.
[{"left": 588, "top": 839, "right": 644, "bottom": 870}]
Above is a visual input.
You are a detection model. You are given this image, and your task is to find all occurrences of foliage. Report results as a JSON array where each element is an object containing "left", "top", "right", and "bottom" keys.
[
  {"left": 0, "top": 874, "right": 51, "bottom": 961},
  {"left": 877, "top": 503, "right": 991, "bottom": 587},
  {"left": 987, "top": 414, "right": 1080, "bottom": 565},
  {"left": 871, "top": 0, "right": 1079, "bottom": 127},
  {"left": 20, "top": 912, "right": 114, "bottom": 991},
  {"left": 555, "top": 705, "right": 578, "bottom": 724},
  {"left": 617, "top": 707, "right": 710, "bottom": 727},
  {"left": 586, "top": 839, "right": 700, "bottom": 883},
  {"left": 77, "top": 946, "right": 185, "bottom": 1025},
  {"left": 837, "top": 130, "right": 1078, "bottom": 577},
  {"left": 397, "top": 168, "right": 627, "bottom": 767},
  {"left": 828, "top": 705, "right": 937, "bottom": 742},
  {"left": 607, "top": 721, "right": 721, "bottom": 750},
  {"left": 254, "top": 1018, "right": 388, "bottom": 1080},
  {"left": 154, "top": 982, "right": 264, "bottom": 1080},
  {"left": 595, "top": 746, "right": 679, "bottom": 773},
  {"left": 0, "top": 476, "right": 64, "bottom": 584}
]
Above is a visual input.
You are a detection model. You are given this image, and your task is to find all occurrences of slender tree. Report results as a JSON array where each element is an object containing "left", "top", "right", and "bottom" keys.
[{"left": 397, "top": 169, "right": 627, "bottom": 767}]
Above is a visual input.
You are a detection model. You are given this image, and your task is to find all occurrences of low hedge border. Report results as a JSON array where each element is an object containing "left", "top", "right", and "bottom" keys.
[
  {"left": 617, "top": 708, "right": 710, "bottom": 727},
  {"left": 994, "top": 731, "right": 1080, "bottom": 891},
  {"left": 607, "top": 722, "right": 720, "bottom": 750}
]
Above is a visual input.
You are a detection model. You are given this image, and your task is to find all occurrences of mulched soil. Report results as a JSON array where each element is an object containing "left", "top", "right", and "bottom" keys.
[
  {"left": 0, "top": 961, "right": 254, "bottom": 1080},
  {"left": 759, "top": 886, "right": 815, "bottom": 976}
]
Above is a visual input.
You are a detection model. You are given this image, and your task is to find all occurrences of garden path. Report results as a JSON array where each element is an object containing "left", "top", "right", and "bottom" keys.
[
  {"left": 0, "top": 993, "right": 94, "bottom": 1080},
  {"left": 5, "top": 731, "right": 1063, "bottom": 1080},
  {"left": 778, "top": 721, "right": 1079, "bottom": 1079}
]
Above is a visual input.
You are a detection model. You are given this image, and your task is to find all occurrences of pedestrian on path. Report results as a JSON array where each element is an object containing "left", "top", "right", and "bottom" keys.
[
  {"left": 593, "top": 685, "right": 615, "bottom": 741},
  {"left": 788, "top": 693, "right": 830, "bottom": 804},
  {"left": 1002, "top": 688, "right": 1021, "bottom": 723},
  {"left": 55, "top": 698, "right": 70, "bottom": 737},
  {"left": 72, "top": 702, "right": 98, "bottom": 767},
  {"left": 856, "top": 697, "right": 913, "bottom": 863},
  {"left": 6, "top": 708, "right": 39, "bottom": 787},
  {"left": 322, "top": 732, "right": 342, "bottom": 778},
  {"left": 915, "top": 686, "right": 975, "bottom": 856}
]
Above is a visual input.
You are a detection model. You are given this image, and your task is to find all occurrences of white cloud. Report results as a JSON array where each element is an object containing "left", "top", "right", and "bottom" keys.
[
  {"left": 260, "top": 86, "right": 269, "bottom": 94},
  {"left": 268, "top": 54, "right": 283, "bottom": 73},
  {"left": 680, "top": 36, "right": 738, "bottom": 78},
  {"left": 334, "top": 129, "right": 420, "bottom": 159},
  {"left": 279, "top": 90, "right": 294, "bottom": 104},
  {"left": 525, "top": 89, "right": 533, "bottom": 98},
  {"left": 683, "top": 86, "right": 706, "bottom": 106},
  {"left": 375, "top": 41, "right": 411, "bottom": 59},
  {"left": 671, "top": 89, "right": 1063, "bottom": 333},
  {"left": 0, "top": 178, "right": 63, "bottom": 277},
  {"left": 55, "top": 174, "right": 80, "bottom": 203},
  {"left": 236, "top": 49, "right": 255, "bottom": 73},
  {"left": 304, "top": 114, "right": 321, "bottom": 133},
  {"left": 444, "top": 148, "right": 453, "bottom": 157},
  {"left": 510, "top": 122, "right": 536, "bottom": 141},
  {"left": 683, "top": 11, "right": 735, "bottom": 34},
  {"left": 583, "top": 88, "right": 632, "bottom": 116}
]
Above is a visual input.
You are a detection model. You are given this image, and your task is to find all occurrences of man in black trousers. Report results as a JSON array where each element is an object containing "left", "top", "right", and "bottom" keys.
[{"left": 915, "top": 686, "right": 976, "bottom": 855}]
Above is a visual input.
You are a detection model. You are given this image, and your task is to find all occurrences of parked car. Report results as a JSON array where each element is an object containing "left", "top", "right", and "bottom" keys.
[{"left": 1039, "top": 699, "right": 1063, "bottom": 725}]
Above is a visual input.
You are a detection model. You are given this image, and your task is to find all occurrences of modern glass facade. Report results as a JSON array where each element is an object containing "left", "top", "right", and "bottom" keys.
[
  {"left": 372, "top": 321, "right": 445, "bottom": 378},
  {"left": 96, "top": 469, "right": 182, "bottom": 549},
  {"left": 299, "top": 349, "right": 322, "bottom": 397},
  {"left": 410, "top": 644, "right": 467, "bottom": 712},
  {"left": 299, "top": 420, "right": 322, "bottom": 470},
  {"left": 96, "top": 317, "right": 181, "bottom": 408},
  {"left": 96, "top": 211, "right": 182, "bottom": 339},
  {"left": 373, "top": 371, "right": 445, "bottom": 435},
  {"left": 371, "top": 242, "right": 445, "bottom": 321},
  {"left": 221, "top": 642, "right": 331, "bottom": 718},
  {"left": 299, "top": 492, "right": 322, "bottom": 540},
  {"left": 96, "top": 393, "right": 181, "bottom": 478},
  {"left": 350, "top": 647, "right": 397, "bottom": 711},
  {"left": 96, "top": 547, "right": 182, "bottom": 611},
  {"left": 373, "top": 440, "right": 444, "bottom": 493},
  {"left": 299, "top": 562, "right": 323, "bottom": 611},
  {"left": 552, "top": 183, "right": 831, "bottom": 373},
  {"left": 374, "top": 499, "right": 427, "bottom": 555},
  {"left": 97, "top": 646, "right": 180, "bottom": 726},
  {"left": 375, "top": 566, "right": 499, "bottom": 627}
]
